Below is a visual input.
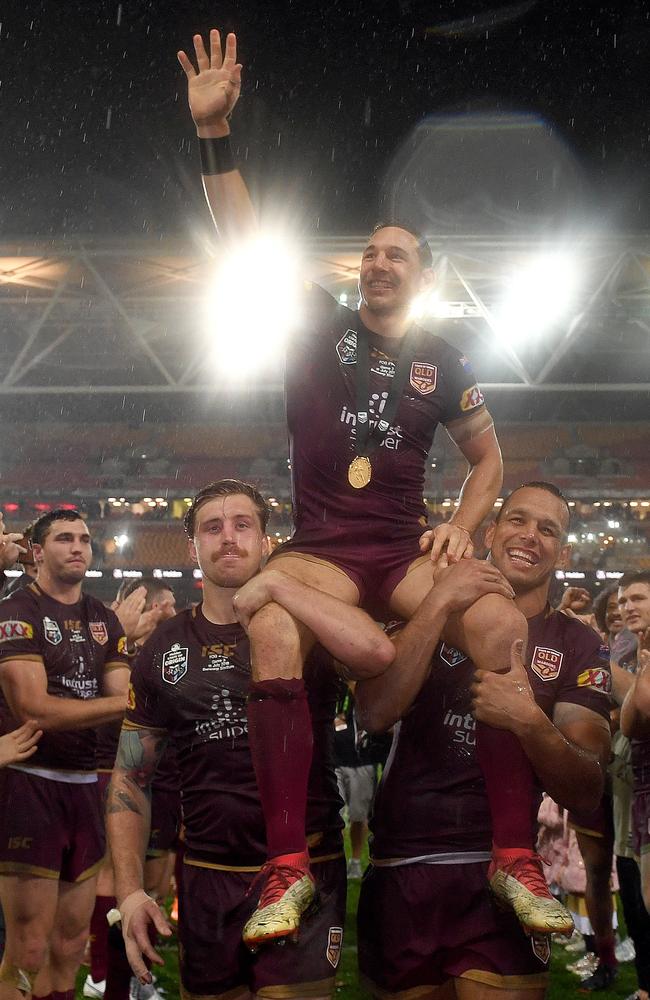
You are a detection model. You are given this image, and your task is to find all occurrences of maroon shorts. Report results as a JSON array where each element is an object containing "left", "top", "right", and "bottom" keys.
[
  {"left": 632, "top": 789, "right": 650, "bottom": 857},
  {"left": 0, "top": 768, "right": 105, "bottom": 882},
  {"left": 568, "top": 795, "right": 614, "bottom": 841},
  {"left": 270, "top": 521, "right": 426, "bottom": 611},
  {"left": 357, "top": 862, "right": 549, "bottom": 995},
  {"left": 147, "top": 787, "right": 181, "bottom": 858},
  {"left": 178, "top": 855, "right": 346, "bottom": 998}
]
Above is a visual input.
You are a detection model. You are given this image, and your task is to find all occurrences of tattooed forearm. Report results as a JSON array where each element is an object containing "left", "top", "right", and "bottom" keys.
[{"left": 107, "top": 787, "right": 143, "bottom": 815}]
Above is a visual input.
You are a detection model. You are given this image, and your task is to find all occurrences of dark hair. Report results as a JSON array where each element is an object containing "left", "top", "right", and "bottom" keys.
[
  {"left": 116, "top": 576, "right": 175, "bottom": 608},
  {"left": 184, "top": 480, "right": 271, "bottom": 538},
  {"left": 593, "top": 585, "right": 618, "bottom": 633},
  {"left": 369, "top": 221, "right": 433, "bottom": 269},
  {"left": 496, "top": 481, "right": 571, "bottom": 532},
  {"left": 31, "top": 508, "right": 86, "bottom": 547},
  {"left": 620, "top": 571, "right": 650, "bottom": 591}
]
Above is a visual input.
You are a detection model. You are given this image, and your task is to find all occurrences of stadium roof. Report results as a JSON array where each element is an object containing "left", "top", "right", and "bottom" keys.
[{"left": 0, "top": 235, "right": 648, "bottom": 414}]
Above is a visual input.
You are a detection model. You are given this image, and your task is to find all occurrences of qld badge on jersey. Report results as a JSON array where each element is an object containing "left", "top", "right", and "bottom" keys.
[
  {"left": 89, "top": 621, "right": 108, "bottom": 646},
  {"left": 530, "top": 933, "right": 551, "bottom": 965},
  {"left": 531, "top": 646, "right": 563, "bottom": 681},
  {"left": 410, "top": 362, "right": 437, "bottom": 395},
  {"left": 439, "top": 642, "right": 468, "bottom": 668},
  {"left": 42, "top": 617, "right": 62, "bottom": 645},
  {"left": 326, "top": 926, "right": 343, "bottom": 968},
  {"left": 336, "top": 329, "right": 357, "bottom": 364},
  {"left": 161, "top": 643, "right": 188, "bottom": 686}
]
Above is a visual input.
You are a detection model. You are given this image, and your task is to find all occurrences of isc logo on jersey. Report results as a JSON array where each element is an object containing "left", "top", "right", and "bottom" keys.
[
  {"left": 531, "top": 646, "right": 563, "bottom": 681},
  {"left": 0, "top": 620, "right": 34, "bottom": 641}
]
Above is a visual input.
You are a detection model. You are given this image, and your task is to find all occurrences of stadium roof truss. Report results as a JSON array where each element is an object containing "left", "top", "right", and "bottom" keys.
[{"left": 0, "top": 236, "right": 648, "bottom": 395}]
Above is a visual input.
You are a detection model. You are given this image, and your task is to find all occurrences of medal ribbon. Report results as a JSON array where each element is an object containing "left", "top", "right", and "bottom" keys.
[{"left": 353, "top": 320, "right": 419, "bottom": 458}]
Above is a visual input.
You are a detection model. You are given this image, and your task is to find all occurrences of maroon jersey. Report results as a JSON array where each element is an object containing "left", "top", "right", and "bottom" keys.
[
  {"left": 371, "top": 608, "right": 612, "bottom": 859},
  {"left": 286, "top": 285, "right": 484, "bottom": 530},
  {"left": 0, "top": 582, "right": 128, "bottom": 771},
  {"left": 126, "top": 605, "right": 343, "bottom": 865},
  {"left": 96, "top": 720, "right": 121, "bottom": 771}
]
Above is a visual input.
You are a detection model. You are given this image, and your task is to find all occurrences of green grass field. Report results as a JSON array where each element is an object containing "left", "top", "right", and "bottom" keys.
[{"left": 78, "top": 849, "right": 639, "bottom": 1000}]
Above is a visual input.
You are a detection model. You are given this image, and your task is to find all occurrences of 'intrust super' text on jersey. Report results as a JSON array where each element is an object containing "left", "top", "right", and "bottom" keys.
[
  {"left": 286, "top": 285, "right": 484, "bottom": 530},
  {"left": 126, "top": 605, "right": 343, "bottom": 866},
  {"left": 0, "top": 582, "right": 128, "bottom": 771},
  {"left": 371, "top": 608, "right": 612, "bottom": 860}
]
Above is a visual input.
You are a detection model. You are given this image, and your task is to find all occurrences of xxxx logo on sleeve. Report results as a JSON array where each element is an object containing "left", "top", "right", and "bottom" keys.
[{"left": 0, "top": 620, "right": 34, "bottom": 641}]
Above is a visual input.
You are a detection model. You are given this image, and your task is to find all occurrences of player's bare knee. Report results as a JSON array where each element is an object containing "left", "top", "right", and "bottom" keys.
[
  {"left": 3, "top": 934, "right": 48, "bottom": 978},
  {"left": 461, "top": 594, "right": 526, "bottom": 670},
  {"left": 50, "top": 924, "right": 90, "bottom": 965},
  {"left": 248, "top": 601, "right": 305, "bottom": 679},
  {"left": 0, "top": 960, "right": 41, "bottom": 996}
]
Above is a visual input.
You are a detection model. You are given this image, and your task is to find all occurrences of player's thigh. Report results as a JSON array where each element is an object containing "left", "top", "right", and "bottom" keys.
[
  {"left": 575, "top": 828, "right": 613, "bottom": 876},
  {"left": 387, "top": 556, "right": 433, "bottom": 619},
  {"left": 454, "top": 980, "right": 545, "bottom": 1000},
  {"left": 0, "top": 875, "right": 58, "bottom": 950},
  {"left": 95, "top": 854, "right": 115, "bottom": 896},
  {"left": 54, "top": 875, "right": 99, "bottom": 942},
  {"left": 264, "top": 553, "right": 360, "bottom": 606}
]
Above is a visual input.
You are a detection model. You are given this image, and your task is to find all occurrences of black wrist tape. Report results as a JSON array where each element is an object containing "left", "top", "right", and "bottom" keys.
[{"left": 199, "top": 136, "right": 235, "bottom": 175}]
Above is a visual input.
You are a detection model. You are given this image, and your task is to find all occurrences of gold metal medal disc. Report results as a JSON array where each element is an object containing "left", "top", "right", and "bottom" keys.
[{"left": 348, "top": 456, "right": 372, "bottom": 489}]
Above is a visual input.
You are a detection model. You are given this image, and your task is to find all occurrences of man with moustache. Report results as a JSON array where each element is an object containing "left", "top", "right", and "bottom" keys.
[
  {"left": 106, "top": 479, "right": 396, "bottom": 1000},
  {"left": 353, "top": 482, "right": 612, "bottom": 1000},
  {"left": 0, "top": 509, "right": 129, "bottom": 1000}
]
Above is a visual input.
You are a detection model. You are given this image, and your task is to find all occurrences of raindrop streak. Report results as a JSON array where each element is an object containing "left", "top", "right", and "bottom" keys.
[
  {"left": 106, "top": 108, "right": 112, "bottom": 129},
  {"left": 116, "top": 4, "right": 122, "bottom": 26}
]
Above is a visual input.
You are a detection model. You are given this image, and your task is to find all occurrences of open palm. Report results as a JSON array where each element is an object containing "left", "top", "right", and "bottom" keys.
[{"left": 178, "top": 30, "right": 242, "bottom": 127}]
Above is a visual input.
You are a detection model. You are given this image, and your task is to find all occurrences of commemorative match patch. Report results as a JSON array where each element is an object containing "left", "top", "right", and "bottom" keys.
[
  {"left": 460, "top": 384, "right": 485, "bottom": 411},
  {"left": 531, "top": 646, "right": 563, "bottom": 681},
  {"left": 0, "top": 620, "right": 34, "bottom": 641},
  {"left": 326, "top": 926, "right": 343, "bottom": 968},
  {"left": 439, "top": 642, "right": 468, "bottom": 668},
  {"left": 410, "top": 362, "right": 437, "bottom": 395},
  {"left": 162, "top": 643, "right": 189, "bottom": 686},
  {"left": 577, "top": 667, "right": 612, "bottom": 695},
  {"left": 89, "top": 621, "right": 108, "bottom": 646},
  {"left": 42, "top": 617, "right": 62, "bottom": 645},
  {"left": 336, "top": 329, "right": 357, "bottom": 364},
  {"left": 531, "top": 933, "right": 551, "bottom": 965}
]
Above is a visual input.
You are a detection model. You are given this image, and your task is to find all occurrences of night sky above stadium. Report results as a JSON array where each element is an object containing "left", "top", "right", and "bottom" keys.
[{"left": 3, "top": 1, "right": 650, "bottom": 238}]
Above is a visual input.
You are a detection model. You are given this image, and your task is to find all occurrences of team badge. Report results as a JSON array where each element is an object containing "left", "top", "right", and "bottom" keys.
[
  {"left": 531, "top": 646, "right": 563, "bottom": 681},
  {"left": 410, "top": 362, "right": 437, "bottom": 395},
  {"left": 336, "top": 329, "right": 357, "bottom": 364},
  {"left": 161, "top": 643, "right": 188, "bottom": 686},
  {"left": 439, "top": 642, "right": 468, "bottom": 668},
  {"left": 577, "top": 667, "right": 612, "bottom": 695},
  {"left": 42, "top": 617, "right": 62, "bottom": 645},
  {"left": 89, "top": 621, "right": 108, "bottom": 646},
  {"left": 127, "top": 683, "right": 136, "bottom": 711},
  {"left": 460, "top": 384, "right": 485, "bottom": 411},
  {"left": 0, "top": 620, "right": 34, "bottom": 641},
  {"left": 326, "top": 926, "right": 343, "bottom": 968},
  {"left": 530, "top": 933, "right": 551, "bottom": 964}
]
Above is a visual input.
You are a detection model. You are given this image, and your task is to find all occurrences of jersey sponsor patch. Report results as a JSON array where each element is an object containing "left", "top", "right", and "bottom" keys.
[
  {"left": 439, "top": 642, "right": 468, "bottom": 667},
  {"left": 531, "top": 646, "right": 563, "bottom": 681},
  {"left": 336, "top": 329, "right": 357, "bottom": 364},
  {"left": 42, "top": 616, "right": 62, "bottom": 645},
  {"left": 0, "top": 620, "right": 34, "bottom": 641},
  {"left": 460, "top": 384, "right": 485, "bottom": 411},
  {"left": 162, "top": 643, "right": 189, "bottom": 686},
  {"left": 531, "top": 933, "right": 551, "bottom": 964},
  {"left": 89, "top": 621, "right": 108, "bottom": 646},
  {"left": 577, "top": 667, "right": 612, "bottom": 695},
  {"left": 410, "top": 362, "right": 437, "bottom": 395},
  {"left": 326, "top": 926, "right": 343, "bottom": 968}
]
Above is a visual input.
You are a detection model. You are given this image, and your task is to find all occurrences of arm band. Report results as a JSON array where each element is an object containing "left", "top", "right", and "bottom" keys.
[{"left": 199, "top": 136, "right": 235, "bottom": 175}]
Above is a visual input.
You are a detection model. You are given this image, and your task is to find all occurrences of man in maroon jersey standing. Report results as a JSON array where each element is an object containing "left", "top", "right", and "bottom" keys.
[
  {"left": 353, "top": 482, "right": 612, "bottom": 999},
  {"left": 178, "top": 31, "right": 571, "bottom": 945},
  {"left": 0, "top": 509, "right": 129, "bottom": 1000}
]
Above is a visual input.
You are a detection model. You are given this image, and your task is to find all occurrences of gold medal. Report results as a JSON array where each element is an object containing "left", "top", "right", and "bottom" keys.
[{"left": 348, "top": 456, "right": 372, "bottom": 489}]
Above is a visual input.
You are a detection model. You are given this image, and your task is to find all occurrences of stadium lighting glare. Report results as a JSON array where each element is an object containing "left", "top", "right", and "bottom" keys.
[
  {"left": 114, "top": 533, "right": 129, "bottom": 550},
  {"left": 205, "top": 233, "right": 301, "bottom": 379},
  {"left": 494, "top": 252, "right": 580, "bottom": 344}
]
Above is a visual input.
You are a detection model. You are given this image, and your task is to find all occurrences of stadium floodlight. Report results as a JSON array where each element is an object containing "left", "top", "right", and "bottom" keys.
[
  {"left": 114, "top": 533, "right": 129, "bottom": 550},
  {"left": 494, "top": 252, "right": 580, "bottom": 345},
  {"left": 205, "top": 232, "right": 301, "bottom": 379}
]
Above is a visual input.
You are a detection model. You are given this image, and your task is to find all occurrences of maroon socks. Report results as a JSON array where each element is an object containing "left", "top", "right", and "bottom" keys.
[
  {"left": 247, "top": 678, "right": 313, "bottom": 858},
  {"left": 89, "top": 894, "right": 115, "bottom": 984},
  {"left": 476, "top": 722, "right": 537, "bottom": 850}
]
